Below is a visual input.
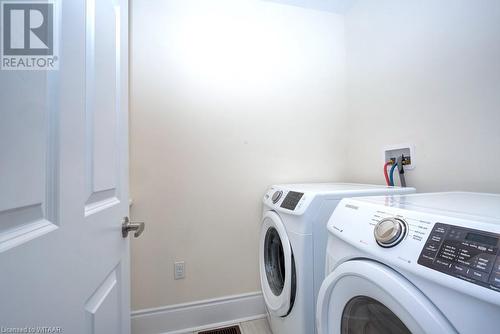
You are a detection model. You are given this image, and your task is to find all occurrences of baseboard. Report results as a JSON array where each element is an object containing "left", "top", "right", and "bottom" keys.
[{"left": 131, "top": 292, "right": 266, "bottom": 334}]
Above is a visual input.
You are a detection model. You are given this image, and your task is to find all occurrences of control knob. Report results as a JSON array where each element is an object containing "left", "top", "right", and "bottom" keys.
[
  {"left": 374, "top": 217, "right": 407, "bottom": 247},
  {"left": 271, "top": 190, "right": 283, "bottom": 204}
]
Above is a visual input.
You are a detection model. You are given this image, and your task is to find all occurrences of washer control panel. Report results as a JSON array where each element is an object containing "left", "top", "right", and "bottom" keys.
[
  {"left": 263, "top": 187, "right": 310, "bottom": 214},
  {"left": 418, "top": 223, "right": 500, "bottom": 291}
]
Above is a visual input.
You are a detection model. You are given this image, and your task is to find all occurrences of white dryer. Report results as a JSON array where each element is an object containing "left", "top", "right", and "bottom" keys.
[
  {"left": 317, "top": 192, "right": 500, "bottom": 334},
  {"left": 260, "top": 183, "right": 415, "bottom": 334}
]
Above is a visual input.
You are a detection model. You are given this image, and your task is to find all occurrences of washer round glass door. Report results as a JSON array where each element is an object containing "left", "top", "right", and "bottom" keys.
[
  {"left": 259, "top": 211, "right": 295, "bottom": 317},
  {"left": 316, "top": 260, "right": 457, "bottom": 334}
]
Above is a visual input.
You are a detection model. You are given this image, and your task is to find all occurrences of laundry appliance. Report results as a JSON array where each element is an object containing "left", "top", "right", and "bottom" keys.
[
  {"left": 317, "top": 192, "right": 500, "bottom": 334},
  {"left": 259, "top": 183, "right": 415, "bottom": 334}
]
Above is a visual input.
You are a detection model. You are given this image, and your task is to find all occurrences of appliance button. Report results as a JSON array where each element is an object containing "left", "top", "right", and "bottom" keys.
[
  {"left": 487, "top": 247, "right": 498, "bottom": 255},
  {"left": 478, "top": 254, "right": 495, "bottom": 262},
  {"left": 442, "top": 243, "right": 457, "bottom": 251},
  {"left": 438, "top": 252, "right": 456, "bottom": 261},
  {"left": 452, "top": 263, "right": 467, "bottom": 275},
  {"left": 430, "top": 235, "right": 443, "bottom": 243},
  {"left": 458, "top": 248, "right": 472, "bottom": 256},
  {"left": 439, "top": 245, "right": 458, "bottom": 261},
  {"left": 467, "top": 269, "right": 489, "bottom": 283},
  {"left": 434, "top": 258, "right": 452, "bottom": 271},
  {"left": 421, "top": 250, "right": 438, "bottom": 261},
  {"left": 457, "top": 249, "right": 473, "bottom": 265},
  {"left": 457, "top": 259, "right": 472, "bottom": 266},
  {"left": 424, "top": 242, "right": 440, "bottom": 253},
  {"left": 433, "top": 226, "right": 447, "bottom": 234},
  {"left": 473, "top": 254, "right": 495, "bottom": 272}
]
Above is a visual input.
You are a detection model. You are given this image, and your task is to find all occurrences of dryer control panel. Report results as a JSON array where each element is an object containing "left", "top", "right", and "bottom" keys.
[{"left": 418, "top": 223, "right": 500, "bottom": 291}]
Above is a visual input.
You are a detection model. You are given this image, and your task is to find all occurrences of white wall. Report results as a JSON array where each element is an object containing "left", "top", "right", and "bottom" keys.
[
  {"left": 130, "top": 0, "right": 500, "bottom": 312},
  {"left": 342, "top": 0, "right": 500, "bottom": 192},
  {"left": 130, "top": 0, "right": 346, "bottom": 310}
]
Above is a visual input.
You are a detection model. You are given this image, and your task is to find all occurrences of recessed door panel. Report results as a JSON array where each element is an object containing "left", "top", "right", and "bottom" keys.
[
  {"left": 85, "top": 269, "right": 121, "bottom": 334},
  {"left": 85, "top": 0, "right": 121, "bottom": 216},
  {"left": 0, "top": 70, "right": 58, "bottom": 252}
]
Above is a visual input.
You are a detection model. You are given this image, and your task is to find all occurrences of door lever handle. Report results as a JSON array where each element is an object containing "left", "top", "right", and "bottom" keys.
[{"left": 122, "top": 216, "right": 145, "bottom": 238}]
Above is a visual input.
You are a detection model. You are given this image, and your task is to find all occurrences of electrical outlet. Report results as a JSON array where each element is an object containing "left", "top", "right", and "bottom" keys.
[
  {"left": 174, "top": 261, "right": 185, "bottom": 280},
  {"left": 383, "top": 144, "right": 415, "bottom": 170}
]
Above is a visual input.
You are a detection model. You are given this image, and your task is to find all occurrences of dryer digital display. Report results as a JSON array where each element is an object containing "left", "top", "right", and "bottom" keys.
[
  {"left": 418, "top": 223, "right": 500, "bottom": 291},
  {"left": 280, "top": 191, "right": 304, "bottom": 211}
]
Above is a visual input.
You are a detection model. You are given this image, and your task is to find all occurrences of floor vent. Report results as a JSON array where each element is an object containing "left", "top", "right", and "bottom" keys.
[{"left": 198, "top": 325, "right": 242, "bottom": 334}]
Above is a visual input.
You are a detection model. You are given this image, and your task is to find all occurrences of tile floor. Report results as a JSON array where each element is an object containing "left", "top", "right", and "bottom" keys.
[{"left": 193, "top": 318, "right": 272, "bottom": 334}]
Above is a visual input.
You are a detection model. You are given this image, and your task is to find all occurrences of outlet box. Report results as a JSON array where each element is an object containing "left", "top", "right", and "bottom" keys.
[
  {"left": 174, "top": 261, "right": 185, "bottom": 280},
  {"left": 383, "top": 144, "right": 415, "bottom": 170}
]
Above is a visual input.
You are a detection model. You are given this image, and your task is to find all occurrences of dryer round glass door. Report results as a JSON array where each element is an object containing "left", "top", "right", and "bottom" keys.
[
  {"left": 264, "top": 227, "right": 286, "bottom": 296},
  {"left": 341, "top": 296, "right": 410, "bottom": 334},
  {"left": 316, "top": 260, "right": 457, "bottom": 334},
  {"left": 259, "top": 211, "right": 296, "bottom": 317}
]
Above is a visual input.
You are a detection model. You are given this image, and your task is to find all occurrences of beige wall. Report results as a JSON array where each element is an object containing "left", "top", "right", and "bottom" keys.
[
  {"left": 342, "top": 0, "right": 500, "bottom": 192},
  {"left": 130, "top": 0, "right": 500, "bottom": 311},
  {"left": 130, "top": 0, "right": 346, "bottom": 310}
]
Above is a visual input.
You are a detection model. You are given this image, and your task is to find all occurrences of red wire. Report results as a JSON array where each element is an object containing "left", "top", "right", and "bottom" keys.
[{"left": 383, "top": 162, "right": 392, "bottom": 186}]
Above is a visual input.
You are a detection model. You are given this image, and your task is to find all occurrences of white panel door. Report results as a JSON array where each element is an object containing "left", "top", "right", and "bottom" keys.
[{"left": 0, "top": 0, "right": 131, "bottom": 333}]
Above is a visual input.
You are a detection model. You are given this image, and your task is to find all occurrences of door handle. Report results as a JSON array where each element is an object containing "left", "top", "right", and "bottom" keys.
[{"left": 122, "top": 216, "right": 145, "bottom": 238}]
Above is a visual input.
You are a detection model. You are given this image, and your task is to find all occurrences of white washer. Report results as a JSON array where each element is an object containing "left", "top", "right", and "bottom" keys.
[
  {"left": 317, "top": 192, "right": 500, "bottom": 334},
  {"left": 260, "top": 183, "right": 415, "bottom": 334}
]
